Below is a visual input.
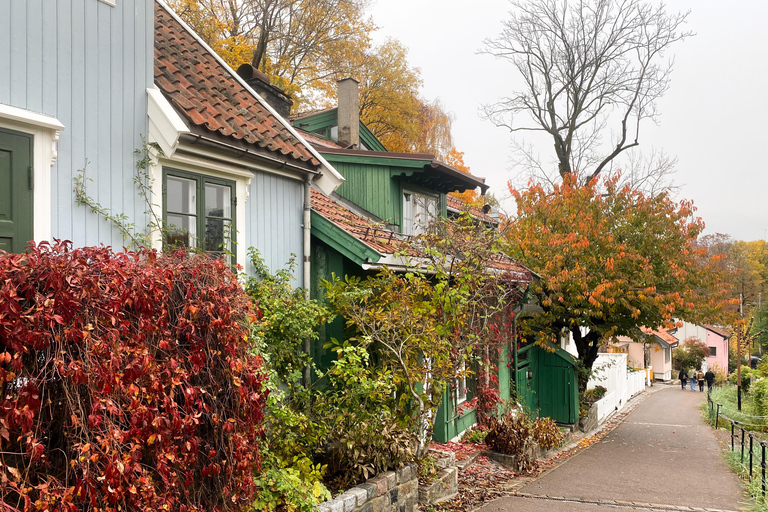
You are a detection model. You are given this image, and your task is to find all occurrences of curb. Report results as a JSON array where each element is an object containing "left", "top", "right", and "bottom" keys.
[{"left": 509, "top": 492, "right": 738, "bottom": 512}]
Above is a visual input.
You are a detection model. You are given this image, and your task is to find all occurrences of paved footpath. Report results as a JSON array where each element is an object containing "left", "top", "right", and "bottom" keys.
[{"left": 478, "top": 386, "right": 746, "bottom": 511}]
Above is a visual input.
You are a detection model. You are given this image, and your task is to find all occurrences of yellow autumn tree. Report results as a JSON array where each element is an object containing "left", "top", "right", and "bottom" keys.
[
  {"left": 168, "top": 0, "right": 374, "bottom": 109},
  {"left": 168, "top": 1, "right": 455, "bottom": 156}
]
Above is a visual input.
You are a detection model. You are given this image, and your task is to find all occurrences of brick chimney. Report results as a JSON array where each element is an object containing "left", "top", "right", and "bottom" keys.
[{"left": 337, "top": 78, "right": 359, "bottom": 148}]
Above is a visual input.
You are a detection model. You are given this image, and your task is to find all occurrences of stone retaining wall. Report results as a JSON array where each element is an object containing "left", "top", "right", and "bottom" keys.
[
  {"left": 579, "top": 403, "right": 598, "bottom": 432},
  {"left": 316, "top": 464, "right": 418, "bottom": 512}
]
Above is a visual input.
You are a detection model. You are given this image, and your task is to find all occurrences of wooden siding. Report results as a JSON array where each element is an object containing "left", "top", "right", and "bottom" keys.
[
  {"left": 0, "top": 0, "right": 153, "bottom": 248},
  {"left": 334, "top": 162, "right": 399, "bottom": 224},
  {"left": 243, "top": 172, "right": 305, "bottom": 287}
]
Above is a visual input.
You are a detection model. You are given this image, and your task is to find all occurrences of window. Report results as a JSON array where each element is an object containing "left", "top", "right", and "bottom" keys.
[
  {"left": 709, "top": 346, "right": 717, "bottom": 356},
  {"left": 665, "top": 347, "right": 670, "bottom": 363},
  {"left": 163, "top": 168, "right": 236, "bottom": 261},
  {"left": 402, "top": 190, "right": 438, "bottom": 236},
  {"left": 456, "top": 361, "right": 467, "bottom": 405}
]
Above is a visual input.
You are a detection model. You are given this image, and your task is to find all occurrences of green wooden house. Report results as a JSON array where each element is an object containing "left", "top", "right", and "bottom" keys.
[{"left": 291, "top": 78, "right": 544, "bottom": 441}]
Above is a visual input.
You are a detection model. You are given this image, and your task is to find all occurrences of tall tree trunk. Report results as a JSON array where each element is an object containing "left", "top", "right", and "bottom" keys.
[{"left": 572, "top": 327, "right": 601, "bottom": 393}]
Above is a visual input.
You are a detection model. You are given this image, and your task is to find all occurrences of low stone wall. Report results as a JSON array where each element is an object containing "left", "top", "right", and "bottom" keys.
[
  {"left": 316, "top": 464, "right": 418, "bottom": 512},
  {"left": 579, "top": 403, "right": 598, "bottom": 432},
  {"left": 419, "top": 450, "right": 458, "bottom": 504}
]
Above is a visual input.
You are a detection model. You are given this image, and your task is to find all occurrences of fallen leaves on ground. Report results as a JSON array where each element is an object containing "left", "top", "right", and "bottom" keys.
[
  {"left": 431, "top": 455, "right": 518, "bottom": 511},
  {"left": 427, "top": 430, "right": 611, "bottom": 511}
]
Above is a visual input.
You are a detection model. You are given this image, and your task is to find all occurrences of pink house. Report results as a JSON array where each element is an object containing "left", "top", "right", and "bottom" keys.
[
  {"left": 703, "top": 325, "right": 730, "bottom": 375},
  {"left": 610, "top": 327, "right": 679, "bottom": 381}
]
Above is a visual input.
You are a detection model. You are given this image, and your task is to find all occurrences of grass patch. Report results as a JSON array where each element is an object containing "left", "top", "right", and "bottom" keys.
[
  {"left": 725, "top": 450, "right": 768, "bottom": 512},
  {"left": 704, "top": 386, "right": 768, "bottom": 432}
]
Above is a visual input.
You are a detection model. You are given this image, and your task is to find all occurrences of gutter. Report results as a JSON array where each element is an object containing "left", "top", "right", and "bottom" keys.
[
  {"left": 179, "top": 133, "right": 321, "bottom": 177},
  {"left": 303, "top": 176, "right": 312, "bottom": 385}
]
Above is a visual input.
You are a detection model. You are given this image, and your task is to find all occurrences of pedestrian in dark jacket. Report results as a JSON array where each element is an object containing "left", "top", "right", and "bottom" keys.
[
  {"left": 705, "top": 369, "right": 716, "bottom": 391},
  {"left": 679, "top": 369, "right": 688, "bottom": 390}
]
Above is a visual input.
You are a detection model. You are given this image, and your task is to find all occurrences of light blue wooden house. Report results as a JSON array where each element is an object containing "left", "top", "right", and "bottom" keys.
[{"left": 0, "top": 0, "right": 342, "bottom": 286}]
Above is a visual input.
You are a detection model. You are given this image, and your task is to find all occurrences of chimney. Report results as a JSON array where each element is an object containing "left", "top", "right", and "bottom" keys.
[
  {"left": 337, "top": 78, "right": 359, "bottom": 148},
  {"left": 236, "top": 64, "right": 293, "bottom": 119}
]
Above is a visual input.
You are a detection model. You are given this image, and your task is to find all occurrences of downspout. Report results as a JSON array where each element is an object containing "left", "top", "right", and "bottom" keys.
[{"left": 303, "top": 177, "right": 312, "bottom": 386}]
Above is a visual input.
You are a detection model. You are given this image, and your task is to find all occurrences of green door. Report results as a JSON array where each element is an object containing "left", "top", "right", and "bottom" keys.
[
  {"left": 515, "top": 346, "right": 538, "bottom": 417},
  {"left": 537, "top": 351, "right": 578, "bottom": 424},
  {"left": 0, "top": 129, "right": 33, "bottom": 253}
]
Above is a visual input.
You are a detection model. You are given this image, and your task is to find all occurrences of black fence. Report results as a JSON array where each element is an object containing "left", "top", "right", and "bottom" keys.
[{"left": 708, "top": 393, "right": 768, "bottom": 499}]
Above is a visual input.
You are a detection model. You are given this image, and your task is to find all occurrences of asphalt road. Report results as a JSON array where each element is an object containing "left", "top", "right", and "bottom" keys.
[{"left": 479, "top": 386, "right": 746, "bottom": 511}]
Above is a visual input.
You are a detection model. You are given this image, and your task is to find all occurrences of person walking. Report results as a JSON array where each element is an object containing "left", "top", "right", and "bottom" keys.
[
  {"left": 679, "top": 368, "right": 688, "bottom": 390},
  {"left": 697, "top": 369, "right": 705, "bottom": 392},
  {"left": 705, "top": 369, "right": 716, "bottom": 391},
  {"left": 690, "top": 369, "right": 697, "bottom": 390}
]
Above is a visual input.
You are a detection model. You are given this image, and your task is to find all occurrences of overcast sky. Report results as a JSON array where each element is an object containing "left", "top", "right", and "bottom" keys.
[{"left": 368, "top": 0, "right": 768, "bottom": 242}]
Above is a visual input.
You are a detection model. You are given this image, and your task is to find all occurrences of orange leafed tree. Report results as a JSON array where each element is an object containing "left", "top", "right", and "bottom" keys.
[
  {"left": 505, "top": 174, "right": 733, "bottom": 389},
  {"left": 446, "top": 149, "right": 481, "bottom": 206}
]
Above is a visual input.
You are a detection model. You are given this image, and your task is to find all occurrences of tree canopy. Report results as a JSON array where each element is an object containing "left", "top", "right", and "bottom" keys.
[
  {"left": 505, "top": 174, "right": 732, "bottom": 387},
  {"left": 482, "top": 0, "right": 691, "bottom": 189}
]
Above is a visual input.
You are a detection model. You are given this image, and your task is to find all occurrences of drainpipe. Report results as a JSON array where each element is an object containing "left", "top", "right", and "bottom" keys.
[{"left": 303, "top": 177, "right": 312, "bottom": 386}]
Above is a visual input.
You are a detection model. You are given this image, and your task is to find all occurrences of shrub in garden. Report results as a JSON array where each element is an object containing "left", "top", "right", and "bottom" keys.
[
  {"left": 531, "top": 417, "right": 564, "bottom": 451},
  {"left": 484, "top": 413, "right": 533, "bottom": 471},
  {"left": 729, "top": 366, "right": 753, "bottom": 392},
  {"left": 314, "top": 342, "right": 417, "bottom": 490},
  {"left": 484, "top": 413, "right": 531, "bottom": 456},
  {"left": 750, "top": 378, "right": 768, "bottom": 417},
  {"left": 243, "top": 251, "right": 332, "bottom": 510},
  {"left": 460, "top": 425, "right": 488, "bottom": 444},
  {"left": 244, "top": 252, "right": 415, "bottom": 499},
  {"left": 584, "top": 385, "right": 607, "bottom": 402},
  {"left": 0, "top": 241, "right": 267, "bottom": 512}
]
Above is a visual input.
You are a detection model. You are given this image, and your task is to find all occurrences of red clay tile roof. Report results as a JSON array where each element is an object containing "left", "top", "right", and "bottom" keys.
[
  {"left": 447, "top": 194, "right": 498, "bottom": 225},
  {"left": 640, "top": 326, "right": 679, "bottom": 346},
  {"left": 311, "top": 189, "right": 405, "bottom": 255},
  {"left": 154, "top": 2, "right": 318, "bottom": 166},
  {"left": 311, "top": 190, "right": 533, "bottom": 282},
  {"left": 298, "top": 130, "right": 343, "bottom": 150},
  {"left": 703, "top": 325, "right": 731, "bottom": 339}
]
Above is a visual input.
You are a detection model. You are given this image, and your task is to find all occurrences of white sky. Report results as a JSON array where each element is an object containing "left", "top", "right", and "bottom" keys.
[{"left": 368, "top": 0, "right": 768, "bottom": 242}]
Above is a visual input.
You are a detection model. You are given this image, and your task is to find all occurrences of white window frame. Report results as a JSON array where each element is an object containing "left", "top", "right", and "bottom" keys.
[
  {"left": 402, "top": 188, "right": 438, "bottom": 236},
  {"left": 0, "top": 103, "right": 63, "bottom": 245},
  {"left": 455, "top": 361, "right": 468, "bottom": 405},
  {"left": 149, "top": 153, "right": 251, "bottom": 266}
]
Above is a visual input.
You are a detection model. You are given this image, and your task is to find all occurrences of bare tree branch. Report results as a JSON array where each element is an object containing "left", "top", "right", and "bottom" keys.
[{"left": 481, "top": 0, "right": 691, "bottom": 188}]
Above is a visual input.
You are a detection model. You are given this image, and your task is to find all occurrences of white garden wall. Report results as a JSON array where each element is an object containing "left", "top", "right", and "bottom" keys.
[{"left": 587, "top": 353, "right": 647, "bottom": 422}]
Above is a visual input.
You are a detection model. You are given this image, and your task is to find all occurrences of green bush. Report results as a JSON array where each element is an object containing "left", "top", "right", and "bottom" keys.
[
  {"left": 728, "top": 366, "right": 753, "bottom": 392},
  {"left": 253, "top": 456, "right": 331, "bottom": 512},
  {"left": 315, "top": 342, "right": 418, "bottom": 489},
  {"left": 750, "top": 378, "right": 768, "bottom": 418},
  {"left": 584, "top": 385, "right": 607, "bottom": 402},
  {"left": 461, "top": 425, "right": 488, "bottom": 444},
  {"left": 531, "top": 417, "right": 565, "bottom": 451},
  {"left": 418, "top": 455, "right": 439, "bottom": 484}
]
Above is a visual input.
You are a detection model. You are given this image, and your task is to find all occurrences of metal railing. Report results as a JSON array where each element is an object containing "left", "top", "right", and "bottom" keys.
[{"left": 709, "top": 393, "right": 768, "bottom": 499}]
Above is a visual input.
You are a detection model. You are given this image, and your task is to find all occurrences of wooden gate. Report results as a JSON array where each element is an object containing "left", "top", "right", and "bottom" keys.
[{"left": 515, "top": 344, "right": 579, "bottom": 425}]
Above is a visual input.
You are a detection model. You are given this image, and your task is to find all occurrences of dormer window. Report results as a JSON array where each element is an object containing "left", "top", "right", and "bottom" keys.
[{"left": 402, "top": 189, "right": 438, "bottom": 236}]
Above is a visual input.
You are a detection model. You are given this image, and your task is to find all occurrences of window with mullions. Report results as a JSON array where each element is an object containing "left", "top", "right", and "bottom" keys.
[{"left": 163, "top": 168, "right": 236, "bottom": 262}]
